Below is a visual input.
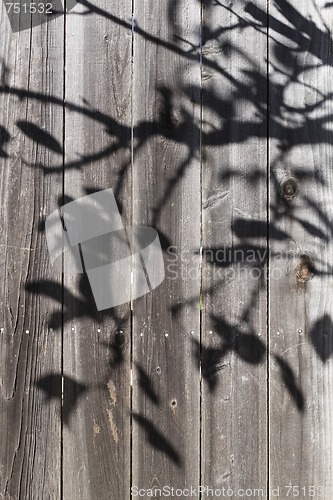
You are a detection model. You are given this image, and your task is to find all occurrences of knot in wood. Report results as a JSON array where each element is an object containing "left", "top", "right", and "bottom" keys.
[
  {"left": 281, "top": 177, "right": 298, "bottom": 200},
  {"left": 296, "top": 255, "right": 315, "bottom": 282}
]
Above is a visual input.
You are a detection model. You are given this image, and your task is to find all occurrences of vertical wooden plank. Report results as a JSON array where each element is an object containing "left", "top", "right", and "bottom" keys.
[
  {"left": 269, "top": 0, "right": 333, "bottom": 495},
  {"left": 0, "top": 6, "right": 63, "bottom": 499},
  {"left": 201, "top": 1, "right": 268, "bottom": 496},
  {"left": 132, "top": 0, "right": 201, "bottom": 493},
  {"left": 63, "top": 2, "right": 132, "bottom": 499}
]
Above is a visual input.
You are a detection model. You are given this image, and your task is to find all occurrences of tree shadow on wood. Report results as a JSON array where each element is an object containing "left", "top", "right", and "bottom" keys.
[
  {"left": 310, "top": 315, "right": 333, "bottom": 362},
  {"left": 36, "top": 373, "right": 88, "bottom": 426},
  {"left": 132, "top": 413, "right": 182, "bottom": 467},
  {"left": 274, "top": 355, "right": 305, "bottom": 411},
  {"left": 193, "top": 315, "right": 266, "bottom": 392},
  {"left": 135, "top": 363, "right": 160, "bottom": 406},
  {"left": 1, "top": 0, "right": 333, "bottom": 458}
]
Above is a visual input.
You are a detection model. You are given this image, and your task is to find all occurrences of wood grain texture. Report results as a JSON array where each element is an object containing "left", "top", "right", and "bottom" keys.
[
  {"left": 1, "top": 0, "right": 333, "bottom": 497},
  {"left": 201, "top": 1, "right": 268, "bottom": 496},
  {"left": 132, "top": 0, "right": 201, "bottom": 492},
  {"left": 63, "top": 2, "right": 132, "bottom": 499},
  {"left": 268, "top": 1, "right": 333, "bottom": 496},
  {"left": 0, "top": 7, "right": 63, "bottom": 499}
]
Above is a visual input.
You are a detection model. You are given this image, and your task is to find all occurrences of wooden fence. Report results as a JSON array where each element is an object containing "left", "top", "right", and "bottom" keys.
[{"left": 0, "top": 0, "right": 333, "bottom": 498}]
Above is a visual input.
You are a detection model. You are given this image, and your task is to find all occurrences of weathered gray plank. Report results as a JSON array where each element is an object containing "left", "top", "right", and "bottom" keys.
[
  {"left": 269, "top": 0, "right": 333, "bottom": 496},
  {"left": 201, "top": 1, "right": 268, "bottom": 496},
  {"left": 63, "top": 2, "right": 132, "bottom": 499},
  {"left": 0, "top": 8, "right": 63, "bottom": 499},
  {"left": 132, "top": 0, "right": 201, "bottom": 492}
]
